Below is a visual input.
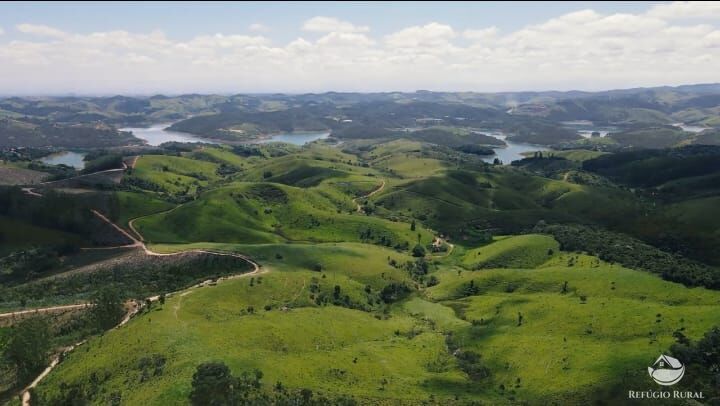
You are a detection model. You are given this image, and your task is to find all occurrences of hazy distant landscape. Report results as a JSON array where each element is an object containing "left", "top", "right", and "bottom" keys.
[{"left": 1, "top": 1, "right": 720, "bottom": 405}]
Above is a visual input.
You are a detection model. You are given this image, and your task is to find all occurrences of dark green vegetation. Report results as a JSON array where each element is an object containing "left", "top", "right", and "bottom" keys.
[
  {"left": 1, "top": 86, "right": 720, "bottom": 405},
  {"left": 0, "top": 118, "right": 139, "bottom": 148},
  {"left": 3, "top": 84, "right": 720, "bottom": 149}
]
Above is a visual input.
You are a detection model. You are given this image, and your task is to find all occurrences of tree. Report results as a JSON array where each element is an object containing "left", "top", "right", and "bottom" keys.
[
  {"left": 410, "top": 220, "right": 416, "bottom": 231},
  {"left": 91, "top": 287, "right": 126, "bottom": 331},
  {"left": 412, "top": 244, "right": 426, "bottom": 257},
  {"left": 6, "top": 317, "right": 51, "bottom": 381},
  {"left": 190, "top": 362, "right": 236, "bottom": 406}
]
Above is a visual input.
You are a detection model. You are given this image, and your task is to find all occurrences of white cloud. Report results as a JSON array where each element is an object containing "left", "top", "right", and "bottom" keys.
[
  {"left": 463, "top": 27, "right": 498, "bottom": 42},
  {"left": 2, "top": 5, "right": 720, "bottom": 94},
  {"left": 302, "top": 16, "right": 369, "bottom": 33},
  {"left": 646, "top": 1, "right": 720, "bottom": 20},
  {"left": 385, "top": 22, "right": 455, "bottom": 48},
  {"left": 16, "top": 23, "right": 68, "bottom": 38},
  {"left": 248, "top": 23, "right": 269, "bottom": 32}
]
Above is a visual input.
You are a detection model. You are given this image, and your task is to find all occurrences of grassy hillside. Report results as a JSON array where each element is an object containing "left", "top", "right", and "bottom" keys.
[
  {"left": 32, "top": 235, "right": 720, "bottom": 405},
  {"left": 461, "top": 234, "right": 559, "bottom": 269},
  {"left": 128, "top": 155, "right": 221, "bottom": 196},
  {"left": 607, "top": 126, "right": 693, "bottom": 149},
  {"left": 134, "top": 182, "right": 432, "bottom": 247}
]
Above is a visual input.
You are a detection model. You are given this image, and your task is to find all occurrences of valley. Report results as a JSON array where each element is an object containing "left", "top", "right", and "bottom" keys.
[{"left": 1, "top": 88, "right": 720, "bottom": 405}]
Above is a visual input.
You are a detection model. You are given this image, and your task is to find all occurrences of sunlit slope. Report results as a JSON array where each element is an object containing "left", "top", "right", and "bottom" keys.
[
  {"left": 134, "top": 182, "right": 432, "bottom": 246},
  {"left": 34, "top": 234, "right": 720, "bottom": 404}
]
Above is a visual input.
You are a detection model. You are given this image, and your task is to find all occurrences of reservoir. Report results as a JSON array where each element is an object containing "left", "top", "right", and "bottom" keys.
[
  {"left": 673, "top": 123, "right": 708, "bottom": 133},
  {"left": 561, "top": 120, "right": 616, "bottom": 138},
  {"left": 120, "top": 123, "right": 218, "bottom": 146},
  {"left": 39, "top": 151, "right": 86, "bottom": 169},
  {"left": 480, "top": 131, "right": 548, "bottom": 164},
  {"left": 123, "top": 123, "right": 330, "bottom": 147}
]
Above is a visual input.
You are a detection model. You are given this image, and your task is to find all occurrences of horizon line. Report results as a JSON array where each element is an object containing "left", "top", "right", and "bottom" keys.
[{"left": 1, "top": 82, "right": 719, "bottom": 99}]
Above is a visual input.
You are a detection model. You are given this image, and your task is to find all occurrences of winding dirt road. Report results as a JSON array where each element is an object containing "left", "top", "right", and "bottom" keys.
[
  {"left": 21, "top": 160, "right": 129, "bottom": 198},
  {"left": 18, "top": 206, "right": 262, "bottom": 406},
  {"left": 353, "top": 179, "right": 385, "bottom": 213}
]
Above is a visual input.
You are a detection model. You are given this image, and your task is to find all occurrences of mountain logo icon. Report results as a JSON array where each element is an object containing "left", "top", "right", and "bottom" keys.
[{"left": 648, "top": 354, "right": 685, "bottom": 386}]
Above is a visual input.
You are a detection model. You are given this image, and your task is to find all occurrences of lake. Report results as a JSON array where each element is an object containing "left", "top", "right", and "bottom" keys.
[
  {"left": 120, "top": 123, "right": 218, "bottom": 146},
  {"left": 259, "top": 131, "right": 330, "bottom": 145},
  {"left": 123, "top": 123, "right": 330, "bottom": 147},
  {"left": 480, "top": 131, "right": 548, "bottom": 164},
  {"left": 560, "top": 120, "right": 616, "bottom": 138},
  {"left": 673, "top": 123, "right": 708, "bottom": 133},
  {"left": 40, "top": 151, "right": 86, "bottom": 169}
]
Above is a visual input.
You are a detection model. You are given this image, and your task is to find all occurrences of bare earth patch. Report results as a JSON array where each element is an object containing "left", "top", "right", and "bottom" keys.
[{"left": 0, "top": 165, "right": 48, "bottom": 185}]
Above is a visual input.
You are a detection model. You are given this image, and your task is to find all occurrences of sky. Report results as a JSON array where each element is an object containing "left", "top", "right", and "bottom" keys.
[{"left": 0, "top": 1, "right": 718, "bottom": 95}]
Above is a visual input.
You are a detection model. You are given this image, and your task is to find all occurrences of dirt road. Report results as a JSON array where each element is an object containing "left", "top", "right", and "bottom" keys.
[
  {"left": 19, "top": 208, "right": 261, "bottom": 406},
  {"left": 353, "top": 179, "right": 385, "bottom": 213}
]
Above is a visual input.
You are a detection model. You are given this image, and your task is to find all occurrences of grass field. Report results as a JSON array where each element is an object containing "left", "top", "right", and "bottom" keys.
[
  {"left": 15, "top": 137, "right": 720, "bottom": 405},
  {"left": 461, "top": 234, "right": 559, "bottom": 269},
  {"left": 114, "top": 191, "right": 175, "bottom": 227},
  {"left": 134, "top": 182, "right": 432, "bottom": 246},
  {"left": 33, "top": 232, "right": 720, "bottom": 404},
  {"left": 130, "top": 155, "right": 221, "bottom": 195}
]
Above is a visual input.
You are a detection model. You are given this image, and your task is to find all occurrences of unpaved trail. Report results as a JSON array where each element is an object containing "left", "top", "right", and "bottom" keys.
[
  {"left": 21, "top": 161, "right": 129, "bottom": 197},
  {"left": 0, "top": 304, "right": 90, "bottom": 321},
  {"left": 127, "top": 201, "right": 187, "bottom": 242},
  {"left": 20, "top": 209, "right": 262, "bottom": 406},
  {"left": 431, "top": 236, "right": 455, "bottom": 258},
  {"left": 129, "top": 155, "right": 140, "bottom": 169},
  {"left": 90, "top": 210, "right": 143, "bottom": 248},
  {"left": 353, "top": 179, "right": 386, "bottom": 213}
]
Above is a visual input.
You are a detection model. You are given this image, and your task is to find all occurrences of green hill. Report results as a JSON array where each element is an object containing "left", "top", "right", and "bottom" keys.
[
  {"left": 31, "top": 236, "right": 720, "bottom": 405},
  {"left": 134, "top": 182, "right": 432, "bottom": 247}
]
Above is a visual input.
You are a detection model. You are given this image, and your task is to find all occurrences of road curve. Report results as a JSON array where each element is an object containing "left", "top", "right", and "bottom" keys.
[
  {"left": 353, "top": 179, "right": 385, "bottom": 213},
  {"left": 20, "top": 208, "right": 261, "bottom": 406}
]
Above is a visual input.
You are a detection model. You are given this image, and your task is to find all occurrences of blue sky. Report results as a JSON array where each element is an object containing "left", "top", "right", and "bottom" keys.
[
  {"left": 0, "top": 2, "right": 653, "bottom": 41},
  {"left": 0, "top": 1, "right": 718, "bottom": 94}
]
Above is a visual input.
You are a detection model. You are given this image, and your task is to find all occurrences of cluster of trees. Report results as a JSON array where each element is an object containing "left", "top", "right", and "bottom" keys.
[
  {"left": 190, "top": 362, "right": 357, "bottom": 405},
  {"left": 0, "top": 117, "right": 139, "bottom": 148},
  {"left": 582, "top": 145, "right": 720, "bottom": 189},
  {"left": 0, "top": 246, "right": 79, "bottom": 285},
  {"left": 535, "top": 223, "right": 720, "bottom": 289},
  {"left": 1, "top": 253, "right": 252, "bottom": 309},
  {"left": 445, "top": 334, "right": 491, "bottom": 382},
  {"left": 0, "top": 187, "right": 125, "bottom": 246},
  {"left": 81, "top": 153, "right": 123, "bottom": 174},
  {"left": 670, "top": 326, "right": 720, "bottom": 401},
  {"left": 0, "top": 286, "right": 126, "bottom": 399}
]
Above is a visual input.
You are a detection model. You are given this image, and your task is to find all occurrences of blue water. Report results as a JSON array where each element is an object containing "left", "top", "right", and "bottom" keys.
[
  {"left": 124, "top": 123, "right": 330, "bottom": 147},
  {"left": 560, "top": 120, "right": 616, "bottom": 138},
  {"left": 121, "top": 123, "right": 218, "bottom": 146},
  {"left": 479, "top": 131, "right": 547, "bottom": 164},
  {"left": 40, "top": 151, "right": 86, "bottom": 169},
  {"left": 260, "top": 131, "right": 330, "bottom": 145}
]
